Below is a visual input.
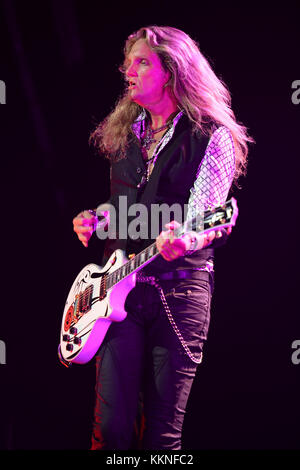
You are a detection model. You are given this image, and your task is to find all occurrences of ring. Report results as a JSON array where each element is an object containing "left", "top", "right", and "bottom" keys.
[{"left": 88, "top": 209, "right": 97, "bottom": 217}]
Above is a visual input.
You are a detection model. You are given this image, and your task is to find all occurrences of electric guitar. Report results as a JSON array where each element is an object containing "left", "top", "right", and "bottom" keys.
[{"left": 58, "top": 198, "right": 238, "bottom": 367}]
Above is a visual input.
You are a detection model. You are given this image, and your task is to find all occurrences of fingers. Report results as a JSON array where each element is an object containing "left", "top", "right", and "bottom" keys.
[
  {"left": 156, "top": 229, "right": 186, "bottom": 261},
  {"left": 73, "top": 211, "right": 97, "bottom": 228},
  {"left": 78, "top": 237, "right": 89, "bottom": 248},
  {"left": 164, "top": 220, "right": 180, "bottom": 231},
  {"left": 157, "top": 220, "right": 181, "bottom": 259},
  {"left": 157, "top": 218, "right": 193, "bottom": 261},
  {"left": 76, "top": 230, "right": 93, "bottom": 247},
  {"left": 73, "top": 210, "right": 98, "bottom": 247},
  {"left": 158, "top": 243, "right": 182, "bottom": 261},
  {"left": 156, "top": 224, "right": 234, "bottom": 260},
  {"left": 200, "top": 226, "right": 233, "bottom": 248},
  {"left": 74, "top": 225, "right": 95, "bottom": 234},
  {"left": 206, "top": 230, "right": 216, "bottom": 244}
]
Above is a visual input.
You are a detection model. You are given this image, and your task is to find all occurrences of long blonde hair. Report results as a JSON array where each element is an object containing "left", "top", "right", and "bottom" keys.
[{"left": 90, "top": 25, "right": 253, "bottom": 180}]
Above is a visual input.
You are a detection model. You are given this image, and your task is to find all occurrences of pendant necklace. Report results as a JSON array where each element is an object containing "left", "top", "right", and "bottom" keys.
[
  {"left": 138, "top": 122, "right": 171, "bottom": 189},
  {"left": 141, "top": 122, "right": 170, "bottom": 151}
]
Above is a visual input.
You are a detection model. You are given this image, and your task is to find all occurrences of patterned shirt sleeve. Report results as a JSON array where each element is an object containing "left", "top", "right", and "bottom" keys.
[{"left": 186, "top": 126, "right": 235, "bottom": 221}]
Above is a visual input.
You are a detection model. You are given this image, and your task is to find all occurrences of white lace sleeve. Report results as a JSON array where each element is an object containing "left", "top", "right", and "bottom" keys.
[{"left": 186, "top": 126, "right": 235, "bottom": 221}]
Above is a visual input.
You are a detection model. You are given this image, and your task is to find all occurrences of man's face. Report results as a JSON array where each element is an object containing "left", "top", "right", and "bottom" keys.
[{"left": 125, "top": 39, "right": 170, "bottom": 107}]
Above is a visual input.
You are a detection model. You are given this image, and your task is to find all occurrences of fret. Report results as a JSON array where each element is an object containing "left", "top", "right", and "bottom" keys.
[
  {"left": 102, "top": 199, "right": 237, "bottom": 292},
  {"left": 148, "top": 245, "right": 154, "bottom": 257}
]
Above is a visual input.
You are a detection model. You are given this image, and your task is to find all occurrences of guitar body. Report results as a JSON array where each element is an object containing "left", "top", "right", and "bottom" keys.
[
  {"left": 59, "top": 250, "right": 136, "bottom": 366},
  {"left": 58, "top": 198, "right": 238, "bottom": 367}
]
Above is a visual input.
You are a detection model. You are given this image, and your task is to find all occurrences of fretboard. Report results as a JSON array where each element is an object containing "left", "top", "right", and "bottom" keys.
[
  {"left": 105, "top": 241, "right": 159, "bottom": 290},
  {"left": 104, "top": 197, "right": 238, "bottom": 290}
]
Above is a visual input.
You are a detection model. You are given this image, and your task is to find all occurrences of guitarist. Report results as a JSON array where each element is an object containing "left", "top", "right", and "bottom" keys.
[{"left": 73, "top": 26, "right": 252, "bottom": 450}]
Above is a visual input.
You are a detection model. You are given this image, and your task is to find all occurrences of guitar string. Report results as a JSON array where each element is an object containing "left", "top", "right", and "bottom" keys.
[
  {"left": 104, "top": 200, "right": 233, "bottom": 287},
  {"left": 105, "top": 217, "right": 229, "bottom": 288}
]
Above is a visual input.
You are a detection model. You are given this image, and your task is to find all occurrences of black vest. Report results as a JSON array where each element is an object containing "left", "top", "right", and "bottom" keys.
[{"left": 102, "top": 114, "right": 214, "bottom": 275}]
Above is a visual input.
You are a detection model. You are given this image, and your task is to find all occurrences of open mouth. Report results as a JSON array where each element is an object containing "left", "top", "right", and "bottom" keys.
[{"left": 128, "top": 80, "right": 137, "bottom": 89}]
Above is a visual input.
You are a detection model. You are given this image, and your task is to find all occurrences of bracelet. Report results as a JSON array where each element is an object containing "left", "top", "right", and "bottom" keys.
[
  {"left": 185, "top": 232, "right": 198, "bottom": 255},
  {"left": 189, "top": 234, "right": 198, "bottom": 251}
]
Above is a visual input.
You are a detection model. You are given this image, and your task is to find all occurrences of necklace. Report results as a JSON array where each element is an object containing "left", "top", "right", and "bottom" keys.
[
  {"left": 137, "top": 113, "right": 179, "bottom": 189},
  {"left": 141, "top": 122, "right": 170, "bottom": 151}
]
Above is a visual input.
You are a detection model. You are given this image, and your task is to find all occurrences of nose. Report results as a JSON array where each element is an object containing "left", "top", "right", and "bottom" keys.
[{"left": 125, "top": 62, "right": 138, "bottom": 79}]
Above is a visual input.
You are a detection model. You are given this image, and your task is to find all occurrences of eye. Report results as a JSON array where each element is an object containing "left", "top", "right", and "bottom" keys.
[{"left": 140, "top": 59, "right": 149, "bottom": 66}]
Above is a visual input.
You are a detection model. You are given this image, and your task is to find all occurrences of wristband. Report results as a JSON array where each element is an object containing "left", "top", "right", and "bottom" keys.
[{"left": 185, "top": 232, "right": 198, "bottom": 255}]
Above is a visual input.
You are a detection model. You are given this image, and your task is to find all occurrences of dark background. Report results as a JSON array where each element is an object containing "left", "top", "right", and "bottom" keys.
[{"left": 0, "top": 0, "right": 299, "bottom": 450}]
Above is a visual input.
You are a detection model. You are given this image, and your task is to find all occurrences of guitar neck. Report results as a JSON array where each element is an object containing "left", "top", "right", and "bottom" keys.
[
  {"left": 106, "top": 241, "right": 159, "bottom": 290},
  {"left": 105, "top": 197, "right": 238, "bottom": 290}
]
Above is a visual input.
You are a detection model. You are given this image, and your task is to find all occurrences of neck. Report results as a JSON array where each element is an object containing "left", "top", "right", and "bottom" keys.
[{"left": 146, "top": 93, "right": 179, "bottom": 130}]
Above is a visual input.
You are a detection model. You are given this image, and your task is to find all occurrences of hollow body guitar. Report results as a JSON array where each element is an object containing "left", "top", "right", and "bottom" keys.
[{"left": 58, "top": 198, "right": 238, "bottom": 367}]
